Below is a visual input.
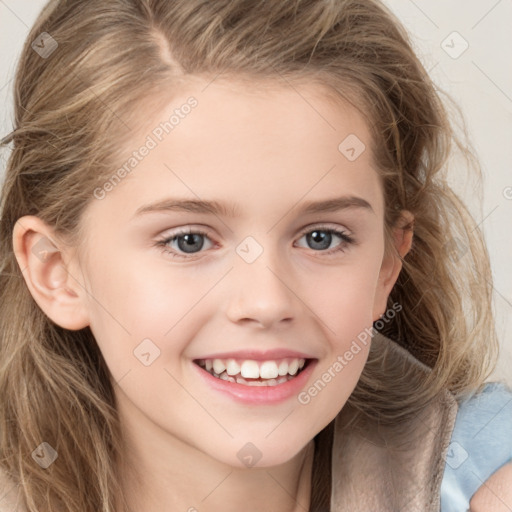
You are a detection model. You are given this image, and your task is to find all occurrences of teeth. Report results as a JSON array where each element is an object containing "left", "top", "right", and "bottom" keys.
[
  {"left": 212, "top": 359, "right": 226, "bottom": 375},
  {"left": 245, "top": 378, "right": 276, "bottom": 386},
  {"left": 226, "top": 359, "right": 241, "bottom": 376},
  {"left": 288, "top": 359, "right": 299, "bottom": 375},
  {"left": 240, "top": 360, "right": 260, "bottom": 379},
  {"left": 260, "top": 361, "right": 279, "bottom": 379},
  {"left": 219, "top": 373, "right": 236, "bottom": 383},
  {"left": 278, "top": 360, "right": 289, "bottom": 376},
  {"left": 236, "top": 375, "right": 291, "bottom": 386},
  {"left": 197, "top": 357, "right": 308, "bottom": 383}
]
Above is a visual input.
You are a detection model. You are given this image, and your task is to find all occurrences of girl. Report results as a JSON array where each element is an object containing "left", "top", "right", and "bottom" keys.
[{"left": 0, "top": 1, "right": 511, "bottom": 511}]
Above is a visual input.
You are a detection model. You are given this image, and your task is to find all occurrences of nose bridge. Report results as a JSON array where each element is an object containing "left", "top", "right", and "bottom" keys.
[{"left": 225, "top": 237, "right": 297, "bottom": 327}]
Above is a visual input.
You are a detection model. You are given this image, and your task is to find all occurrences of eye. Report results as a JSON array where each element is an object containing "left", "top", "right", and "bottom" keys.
[
  {"left": 155, "top": 228, "right": 215, "bottom": 259},
  {"left": 155, "top": 225, "right": 355, "bottom": 260},
  {"left": 295, "top": 226, "right": 355, "bottom": 254}
]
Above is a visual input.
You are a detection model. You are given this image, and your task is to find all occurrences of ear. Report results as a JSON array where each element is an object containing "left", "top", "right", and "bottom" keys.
[
  {"left": 12, "top": 215, "right": 90, "bottom": 330},
  {"left": 372, "top": 210, "right": 414, "bottom": 321}
]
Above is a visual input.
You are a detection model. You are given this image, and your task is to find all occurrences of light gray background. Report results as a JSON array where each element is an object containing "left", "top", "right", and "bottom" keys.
[{"left": 1, "top": 1, "right": 511, "bottom": 385}]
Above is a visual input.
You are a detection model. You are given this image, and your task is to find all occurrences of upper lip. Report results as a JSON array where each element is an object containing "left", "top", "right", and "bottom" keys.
[{"left": 193, "top": 349, "right": 316, "bottom": 361}]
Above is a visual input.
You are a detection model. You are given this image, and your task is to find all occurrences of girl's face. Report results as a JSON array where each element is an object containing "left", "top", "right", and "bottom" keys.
[{"left": 61, "top": 79, "right": 403, "bottom": 468}]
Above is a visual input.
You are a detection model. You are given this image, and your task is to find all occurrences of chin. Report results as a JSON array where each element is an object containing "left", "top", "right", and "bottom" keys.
[{"left": 208, "top": 437, "right": 311, "bottom": 470}]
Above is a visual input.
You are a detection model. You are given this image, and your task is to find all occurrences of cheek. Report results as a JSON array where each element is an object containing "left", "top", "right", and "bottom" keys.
[
  {"left": 297, "top": 251, "right": 381, "bottom": 409},
  {"left": 304, "top": 255, "right": 382, "bottom": 335},
  {"left": 296, "top": 274, "right": 375, "bottom": 422},
  {"left": 82, "top": 251, "right": 221, "bottom": 371},
  {"left": 296, "top": 331, "right": 370, "bottom": 438}
]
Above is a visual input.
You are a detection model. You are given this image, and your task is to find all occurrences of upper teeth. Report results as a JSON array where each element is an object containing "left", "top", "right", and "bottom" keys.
[{"left": 199, "top": 358, "right": 306, "bottom": 379}]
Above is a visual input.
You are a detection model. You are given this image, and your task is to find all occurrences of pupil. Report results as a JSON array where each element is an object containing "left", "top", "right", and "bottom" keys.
[
  {"left": 307, "top": 230, "right": 331, "bottom": 250},
  {"left": 177, "top": 234, "right": 204, "bottom": 253}
]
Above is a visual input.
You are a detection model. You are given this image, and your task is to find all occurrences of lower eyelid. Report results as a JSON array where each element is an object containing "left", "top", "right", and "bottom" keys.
[
  {"left": 156, "top": 227, "right": 354, "bottom": 258},
  {"left": 296, "top": 228, "right": 353, "bottom": 243},
  {"left": 293, "top": 229, "right": 356, "bottom": 257}
]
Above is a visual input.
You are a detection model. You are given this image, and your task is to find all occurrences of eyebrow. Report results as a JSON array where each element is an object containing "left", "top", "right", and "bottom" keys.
[{"left": 132, "top": 195, "right": 374, "bottom": 218}]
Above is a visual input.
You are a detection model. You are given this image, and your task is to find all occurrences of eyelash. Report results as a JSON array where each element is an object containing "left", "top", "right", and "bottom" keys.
[{"left": 155, "top": 225, "right": 356, "bottom": 260}]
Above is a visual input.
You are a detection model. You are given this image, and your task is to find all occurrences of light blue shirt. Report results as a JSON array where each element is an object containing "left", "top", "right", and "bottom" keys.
[{"left": 440, "top": 381, "right": 512, "bottom": 512}]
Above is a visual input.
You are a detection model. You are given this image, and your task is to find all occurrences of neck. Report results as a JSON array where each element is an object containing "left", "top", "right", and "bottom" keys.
[{"left": 115, "top": 416, "right": 315, "bottom": 512}]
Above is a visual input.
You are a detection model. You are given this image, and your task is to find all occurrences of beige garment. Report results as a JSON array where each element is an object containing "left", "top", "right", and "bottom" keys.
[
  {"left": 330, "top": 332, "right": 459, "bottom": 512},
  {"left": 1, "top": 333, "right": 458, "bottom": 512}
]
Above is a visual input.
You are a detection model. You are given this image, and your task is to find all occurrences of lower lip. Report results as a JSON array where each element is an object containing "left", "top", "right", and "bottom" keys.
[{"left": 192, "top": 359, "right": 318, "bottom": 405}]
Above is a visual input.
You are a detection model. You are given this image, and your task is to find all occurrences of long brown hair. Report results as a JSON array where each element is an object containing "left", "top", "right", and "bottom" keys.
[{"left": 0, "top": 1, "right": 499, "bottom": 510}]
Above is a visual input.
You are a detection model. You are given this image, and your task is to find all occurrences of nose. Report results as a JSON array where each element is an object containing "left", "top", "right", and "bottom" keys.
[{"left": 224, "top": 255, "right": 298, "bottom": 329}]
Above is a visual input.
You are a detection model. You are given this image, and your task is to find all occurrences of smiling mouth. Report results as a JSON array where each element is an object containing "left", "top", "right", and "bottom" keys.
[{"left": 193, "top": 358, "right": 313, "bottom": 387}]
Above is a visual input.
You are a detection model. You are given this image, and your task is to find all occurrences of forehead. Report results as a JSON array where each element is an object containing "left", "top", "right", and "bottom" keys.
[{"left": 84, "top": 77, "right": 383, "bottom": 228}]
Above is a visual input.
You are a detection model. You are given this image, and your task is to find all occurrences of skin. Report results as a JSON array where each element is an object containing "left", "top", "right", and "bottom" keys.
[
  {"left": 12, "top": 78, "right": 417, "bottom": 511},
  {"left": 470, "top": 463, "right": 512, "bottom": 512}
]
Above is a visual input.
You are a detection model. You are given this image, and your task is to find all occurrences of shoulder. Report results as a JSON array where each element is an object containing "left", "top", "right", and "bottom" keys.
[
  {"left": 0, "top": 466, "right": 26, "bottom": 512},
  {"left": 440, "top": 381, "right": 512, "bottom": 512},
  {"left": 470, "top": 462, "right": 512, "bottom": 511}
]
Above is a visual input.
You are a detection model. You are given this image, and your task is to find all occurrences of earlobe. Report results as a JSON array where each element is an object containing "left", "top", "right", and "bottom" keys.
[{"left": 12, "top": 215, "right": 90, "bottom": 330}]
